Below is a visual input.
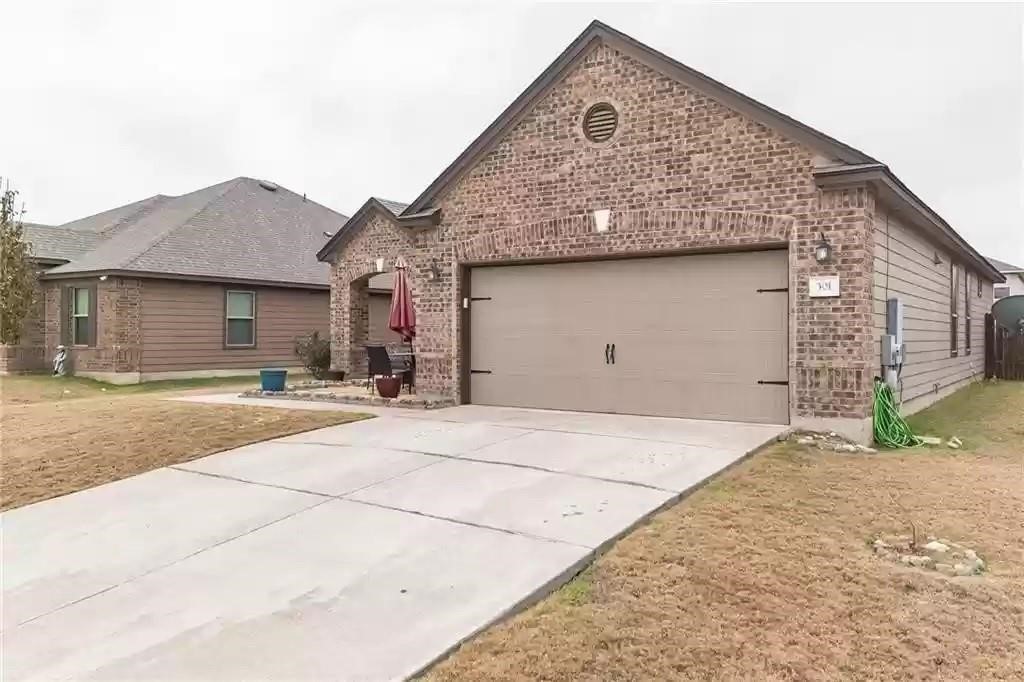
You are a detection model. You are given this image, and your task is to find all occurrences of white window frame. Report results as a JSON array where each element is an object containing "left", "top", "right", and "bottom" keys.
[{"left": 225, "top": 290, "right": 256, "bottom": 348}]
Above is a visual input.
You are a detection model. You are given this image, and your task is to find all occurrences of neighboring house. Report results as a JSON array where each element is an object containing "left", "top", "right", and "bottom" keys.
[
  {"left": 2, "top": 178, "right": 355, "bottom": 383},
  {"left": 987, "top": 257, "right": 1024, "bottom": 300},
  {"left": 317, "top": 20, "right": 1003, "bottom": 442}
]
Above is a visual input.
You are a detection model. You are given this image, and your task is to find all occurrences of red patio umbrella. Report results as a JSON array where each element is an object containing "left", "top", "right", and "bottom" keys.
[{"left": 388, "top": 261, "right": 416, "bottom": 342}]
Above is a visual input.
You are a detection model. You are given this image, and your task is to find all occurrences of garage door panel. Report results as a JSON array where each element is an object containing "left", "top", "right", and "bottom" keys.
[
  {"left": 469, "top": 251, "right": 788, "bottom": 424},
  {"left": 609, "top": 377, "right": 787, "bottom": 423}
]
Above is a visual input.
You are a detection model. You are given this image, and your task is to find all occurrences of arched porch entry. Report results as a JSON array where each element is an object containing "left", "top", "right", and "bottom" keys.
[{"left": 332, "top": 256, "right": 421, "bottom": 379}]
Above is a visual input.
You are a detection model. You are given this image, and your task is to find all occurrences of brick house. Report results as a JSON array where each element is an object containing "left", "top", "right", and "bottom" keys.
[
  {"left": 2, "top": 178, "right": 368, "bottom": 383},
  {"left": 317, "top": 21, "right": 1002, "bottom": 441}
]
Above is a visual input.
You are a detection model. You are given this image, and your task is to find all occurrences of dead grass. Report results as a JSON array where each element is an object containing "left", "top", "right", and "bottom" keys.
[
  {"left": 0, "top": 374, "right": 367, "bottom": 511},
  {"left": 426, "top": 382, "right": 1024, "bottom": 682}
]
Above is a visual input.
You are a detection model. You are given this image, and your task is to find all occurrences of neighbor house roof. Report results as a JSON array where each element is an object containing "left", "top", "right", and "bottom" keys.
[
  {"left": 60, "top": 194, "right": 171, "bottom": 235},
  {"left": 23, "top": 223, "right": 102, "bottom": 264},
  {"left": 42, "top": 178, "right": 347, "bottom": 288},
  {"left": 987, "top": 257, "right": 1024, "bottom": 274}
]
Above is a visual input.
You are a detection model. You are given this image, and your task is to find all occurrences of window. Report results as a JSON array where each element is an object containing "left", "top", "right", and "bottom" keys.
[
  {"left": 949, "top": 263, "right": 959, "bottom": 357},
  {"left": 977, "top": 273, "right": 983, "bottom": 298},
  {"left": 72, "top": 287, "right": 91, "bottom": 346},
  {"left": 225, "top": 290, "right": 256, "bottom": 347},
  {"left": 965, "top": 272, "right": 972, "bottom": 355},
  {"left": 994, "top": 284, "right": 1010, "bottom": 300}
]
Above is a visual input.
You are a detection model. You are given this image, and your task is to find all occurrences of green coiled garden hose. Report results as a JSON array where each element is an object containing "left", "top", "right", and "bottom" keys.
[{"left": 872, "top": 378, "right": 922, "bottom": 448}]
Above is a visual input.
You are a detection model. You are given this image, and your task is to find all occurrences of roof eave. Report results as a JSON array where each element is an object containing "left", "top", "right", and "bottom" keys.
[
  {"left": 402, "top": 19, "right": 877, "bottom": 216},
  {"left": 814, "top": 165, "right": 1005, "bottom": 282},
  {"left": 38, "top": 268, "right": 330, "bottom": 290}
]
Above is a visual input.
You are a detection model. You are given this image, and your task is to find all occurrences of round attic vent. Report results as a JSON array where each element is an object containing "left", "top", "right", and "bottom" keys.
[
  {"left": 258, "top": 180, "right": 278, "bottom": 191},
  {"left": 583, "top": 102, "right": 618, "bottom": 142}
]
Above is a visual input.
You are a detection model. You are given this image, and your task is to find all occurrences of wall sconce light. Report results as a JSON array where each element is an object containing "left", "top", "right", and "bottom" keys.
[
  {"left": 374, "top": 257, "right": 385, "bottom": 273},
  {"left": 99, "top": 275, "right": 108, "bottom": 281},
  {"left": 933, "top": 251, "right": 942, "bottom": 265},
  {"left": 814, "top": 232, "right": 832, "bottom": 264},
  {"left": 428, "top": 259, "right": 442, "bottom": 280}
]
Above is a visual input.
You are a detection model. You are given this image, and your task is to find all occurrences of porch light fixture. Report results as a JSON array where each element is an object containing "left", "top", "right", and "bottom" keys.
[
  {"left": 933, "top": 251, "right": 943, "bottom": 265},
  {"left": 428, "top": 259, "right": 442, "bottom": 280},
  {"left": 814, "top": 232, "right": 832, "bottom": 264},
  {"left": 374, "top": 257, "right": 385, "bottom": 273}
]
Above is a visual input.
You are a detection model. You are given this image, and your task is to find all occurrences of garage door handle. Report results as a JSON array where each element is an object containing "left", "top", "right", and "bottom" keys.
[
  {"left": 605, "top": 343, "right": 611, "bottom": 364},
  {"left": 610, "top": 343, "right": 616, "bottom": 364}
]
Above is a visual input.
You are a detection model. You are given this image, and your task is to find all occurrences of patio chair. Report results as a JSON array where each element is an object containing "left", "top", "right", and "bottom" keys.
[{"left": 365, "top": 344, "right": 412, "bottom": 394}]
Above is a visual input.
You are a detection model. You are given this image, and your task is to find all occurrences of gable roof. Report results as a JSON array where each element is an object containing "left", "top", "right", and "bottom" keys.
[
  {"left": 988, "top": 257, "right": 1024, "bottom": 274},
  {"left": 23, "top": 223, "right": 102, "bottom": 264},
  {"left": 402, "top": 19, "right": 878, "bottom": 215},
  {"left": 42, "top": 178, "right": 347, "bottom": 288},
  {"left": 320, "top": 20, "right": 995, "bottom": 282}
]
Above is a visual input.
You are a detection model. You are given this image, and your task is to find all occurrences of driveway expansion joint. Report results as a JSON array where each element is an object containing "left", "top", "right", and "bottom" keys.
[{"left": 286, "top": 440, "right": 678, "bottom": 493}]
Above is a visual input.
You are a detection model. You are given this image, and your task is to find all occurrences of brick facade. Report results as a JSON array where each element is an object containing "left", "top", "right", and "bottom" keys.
[
  {"left": 327, "top": 41, "right": 879, "bottom": 424},
  {"left": 42, "top": 277, "right": 143, "bottom": 375}
]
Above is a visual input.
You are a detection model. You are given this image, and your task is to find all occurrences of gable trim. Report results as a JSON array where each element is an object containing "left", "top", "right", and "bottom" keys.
[
  {"left": 814, "top": 164, "right": 1004, "bottom": 282},
  {"left": 403, "top": 19, "right": 877, "bottom": 215},
  {"left": 316, "top": 198, "right": 439, "bottom": 262}
]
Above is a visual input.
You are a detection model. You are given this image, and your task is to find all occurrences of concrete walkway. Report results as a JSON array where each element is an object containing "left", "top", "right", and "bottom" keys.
[{"left": 2, "top": 399, "right": 785, "bottom": 681}]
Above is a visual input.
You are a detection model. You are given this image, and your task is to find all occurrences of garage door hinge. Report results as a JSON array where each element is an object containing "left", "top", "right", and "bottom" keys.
[
  {"left": 756, "top": 287, "right": 789, "bottom": 293},
  {"left": 470, "top": 370, "right": 492, "bottom": 374},
  {"left": 757, "top": 380, "right": 789, "bottom": 386}
]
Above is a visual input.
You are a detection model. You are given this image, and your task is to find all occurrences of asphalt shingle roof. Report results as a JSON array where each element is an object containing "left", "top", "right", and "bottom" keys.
[
  {"left": 373, "top": 198, "right": 409, "bottom": 216},
  {"left": 23, "top": 223, "right": 102, "bottom": 262},
  {"left": 42, "top": 178, "right": 348, "bottom": 287},
  {"left": 987, "top": 256, "right": 1024, "bottom": 273}
]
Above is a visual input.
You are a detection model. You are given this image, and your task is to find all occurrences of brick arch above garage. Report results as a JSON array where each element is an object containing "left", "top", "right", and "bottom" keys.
[{"left": 454, "top": 208, "right": 795, "bottom": 264}]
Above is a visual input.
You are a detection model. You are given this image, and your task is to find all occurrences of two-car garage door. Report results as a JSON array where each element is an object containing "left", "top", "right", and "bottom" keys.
[{"left": 468, "top": 250, "right": 789, "bottom": 424}]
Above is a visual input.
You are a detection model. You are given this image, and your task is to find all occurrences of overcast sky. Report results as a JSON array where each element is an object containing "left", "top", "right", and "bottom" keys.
[{"left": 6, "top": 2, "right": 1022, "bottom": 263}]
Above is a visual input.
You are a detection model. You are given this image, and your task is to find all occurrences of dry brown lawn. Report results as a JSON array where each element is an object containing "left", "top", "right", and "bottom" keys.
[
  {"left": 426, "top": 382, "right": 1024, "bottom": 682},
  {"left": 0, "top": 374, "right": 368, "bottom": 511}
]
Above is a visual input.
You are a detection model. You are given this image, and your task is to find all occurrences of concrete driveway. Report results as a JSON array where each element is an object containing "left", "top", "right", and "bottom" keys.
[{"left": 2, "top": 403, "right": 784, "bottom": 681}]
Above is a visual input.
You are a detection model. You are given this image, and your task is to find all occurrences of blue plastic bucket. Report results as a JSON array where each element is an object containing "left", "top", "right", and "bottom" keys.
[{"left": 260, "top": 368, "right": 288, "bottom": 391}]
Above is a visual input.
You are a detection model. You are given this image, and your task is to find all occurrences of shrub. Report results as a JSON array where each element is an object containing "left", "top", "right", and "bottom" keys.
[{"left": 293, "top": 331, "right": 331, "bottom": 379}]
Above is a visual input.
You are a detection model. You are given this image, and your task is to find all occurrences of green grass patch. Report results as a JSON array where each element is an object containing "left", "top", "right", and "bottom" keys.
[
  {"left": 557, "top": 568, "right": 594, "bottom": 607},
  {"left": 905, "top": 380, "right": 1024, "bottom": 452}
]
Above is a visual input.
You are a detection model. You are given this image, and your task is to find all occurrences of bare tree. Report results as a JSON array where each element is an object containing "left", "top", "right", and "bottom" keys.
[{"left": 0, "top": 179, "right": 36, "bottom": 344}]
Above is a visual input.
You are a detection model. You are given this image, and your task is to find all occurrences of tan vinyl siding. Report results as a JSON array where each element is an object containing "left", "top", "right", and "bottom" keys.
[
  {"left": 872, "top": 210, "right": 990, "bottom": 406},
  {"left": 140, "top": 280, "right": 328, "bottom": 371}
]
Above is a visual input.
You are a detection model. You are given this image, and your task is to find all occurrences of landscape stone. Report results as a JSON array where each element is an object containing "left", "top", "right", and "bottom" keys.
[{"left": 923, "top": 541, "right": 949, "bottom": 553}]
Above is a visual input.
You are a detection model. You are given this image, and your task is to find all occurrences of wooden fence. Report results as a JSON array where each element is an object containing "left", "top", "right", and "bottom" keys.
[{"left": 985, "top": 313, "right": 1024, "bottom": 380}]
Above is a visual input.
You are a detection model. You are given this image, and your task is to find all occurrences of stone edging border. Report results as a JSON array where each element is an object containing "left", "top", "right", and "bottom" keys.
[{"left": 239, "top": 388, "right": 455, "bottom": 410}]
